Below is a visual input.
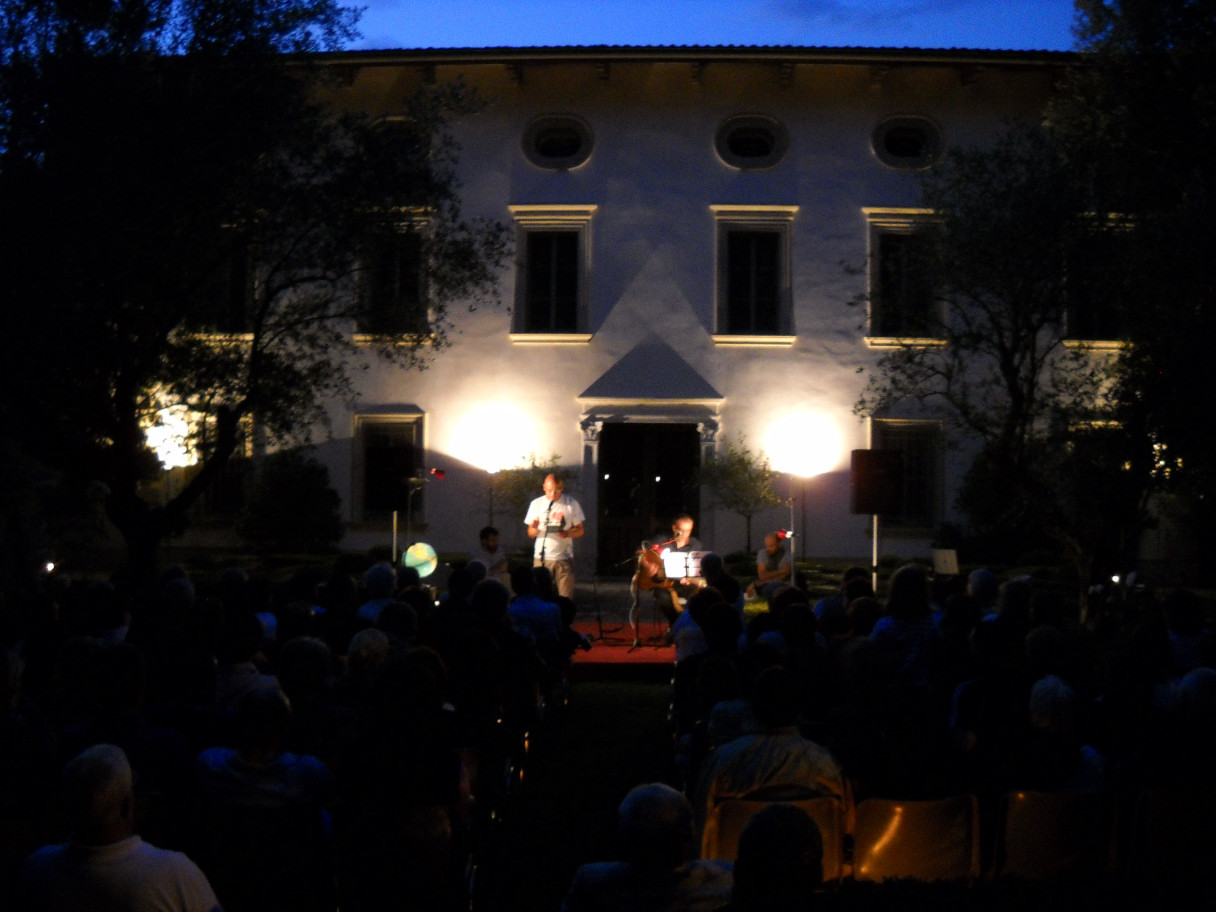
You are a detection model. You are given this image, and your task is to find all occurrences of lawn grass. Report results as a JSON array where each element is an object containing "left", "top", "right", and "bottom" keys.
[{"left": 478, "top": 680, "right": 675, "bottom": 911}]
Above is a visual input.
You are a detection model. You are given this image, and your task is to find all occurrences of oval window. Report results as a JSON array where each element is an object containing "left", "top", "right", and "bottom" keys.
[
  {"left": 715, "top": 115, "right": 789, "bottom": 170},
  {"left": 872, "top": 116, "right": 943, "bottom": 170},
  {"left": 523, "top": 115, "right": 594, "bottom": 170}
]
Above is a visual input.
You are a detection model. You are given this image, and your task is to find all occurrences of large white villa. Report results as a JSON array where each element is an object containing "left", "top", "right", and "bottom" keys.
[{"left": 304, "top": 45, "right": 1070, "bottom": 577}]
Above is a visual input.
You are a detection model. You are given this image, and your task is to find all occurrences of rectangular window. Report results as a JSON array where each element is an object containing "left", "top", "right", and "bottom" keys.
[
  {"left": 871, "top": 419, "right": 943, "bottom": 530},
  {"left": 865, "top": 209, "right": 940, "bottom": 341},
  {"left": 524, "top": 231, "right": 579, "bottom": 332},
  {"left": 874, "top": 232, "right": 936, "bottom": 337},
  {"left": 712, "top": 205, "right": 797, "bottom": 339},
  {"left": 193, "top": 234, "right": 254, "bottom": 334},
  {"left": 359, "top": 230, "right": 426, "bottom": 335},
  {"left": 1066, "top": 225, "right": 1130, "bottom": 343},
  {"left": 725, "top": 230, "right": 781, "bottom": 334},
  {"left": 356, "top": 416, "right": 423, "bottom": 521},
  {"left": 509, "top": 205, "right": 596, "bottom": 338}
]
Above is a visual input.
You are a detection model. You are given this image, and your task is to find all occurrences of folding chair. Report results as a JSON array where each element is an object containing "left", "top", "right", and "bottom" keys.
[
  {"left": 852, "top": 794, "right": 982, "bottom": 883},
  {"left": 994, "top": 789, "right": 1116, "bottom": 881},
  {"left": 702, "top": 792, "right": 847, "bottom": 884}
]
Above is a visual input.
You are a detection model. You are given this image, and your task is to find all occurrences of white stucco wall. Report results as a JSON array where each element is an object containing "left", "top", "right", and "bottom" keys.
[{"left": 312, "top": 48, "right": 1061, "bottom": 573}]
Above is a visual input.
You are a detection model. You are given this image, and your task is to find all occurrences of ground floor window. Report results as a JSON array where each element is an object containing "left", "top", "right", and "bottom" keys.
[
  {"left": 870, "top": 418, "right": 943, "bottom": 531},
  {"left": 355, "top": 414, "right": 424, "bottom": 522}
]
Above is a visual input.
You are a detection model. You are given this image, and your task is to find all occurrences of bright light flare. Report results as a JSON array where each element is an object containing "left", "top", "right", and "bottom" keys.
[
  {"left": 144, "top": 405, "right": 195, "bottom": 470},
  {"left": 764, "top": 411, "right": 846, "bottom": 477},
  {"left": 446, "top": 403, "right": 542, "bottom": 473}
]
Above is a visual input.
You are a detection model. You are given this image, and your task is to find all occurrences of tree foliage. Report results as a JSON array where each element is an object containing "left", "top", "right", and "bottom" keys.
[
  {"left": 236, "top": 449, "right": 342, "bottom": 552},
  {"left": 699, "top": 435, "right": 784, "bottom": 553},
  {"left": 857, "top": 1, "right": 1216, "bottom": 586},
  {"left": 489, "top": 454, "right": 572, "bottom": 543},
  {"left": 0, "top": 0, "right": 509, "bottom": 575},
  {"left": 1055, "top": 0, "right": 1216, "bottom": 515},
  {"left": 855, "top": 122, "right": 1152, "bottom": 588},
  {"left": 858, "top": 125, "right": 1105, "bottom": 464},
  {"left": 860, "top": 0, "right": 1216, "bottom": 581}
]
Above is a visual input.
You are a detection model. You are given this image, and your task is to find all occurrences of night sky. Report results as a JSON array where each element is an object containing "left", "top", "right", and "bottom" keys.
[{"left": 350, "top": 0, "right": 1078, "bottom": 52}]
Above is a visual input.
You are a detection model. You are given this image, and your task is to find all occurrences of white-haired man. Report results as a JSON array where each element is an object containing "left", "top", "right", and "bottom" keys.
[{"left": 20, "top": 744, "right": 221, "bottom": 912}]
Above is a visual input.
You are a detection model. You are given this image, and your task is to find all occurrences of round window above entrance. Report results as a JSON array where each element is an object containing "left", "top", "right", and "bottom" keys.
[
  {"left": 715, "top": 115, "right": 789, "bottom": 170},
  {"left": 523, "top": 115, "right": 594, "bottom": 170}
]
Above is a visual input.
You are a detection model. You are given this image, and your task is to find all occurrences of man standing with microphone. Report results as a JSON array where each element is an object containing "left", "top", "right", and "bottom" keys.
[{"left": 525, "top": 473, "right": 585, "bottom": 599}]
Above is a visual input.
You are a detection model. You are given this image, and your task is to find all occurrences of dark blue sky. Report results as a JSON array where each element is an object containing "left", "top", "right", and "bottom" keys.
[{"left": 350, "top": 0, "right": 1078, "bottom": 52}]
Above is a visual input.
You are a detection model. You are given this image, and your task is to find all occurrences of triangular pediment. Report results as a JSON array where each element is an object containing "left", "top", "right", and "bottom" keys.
[{"left": 579, "top": 339, "right": 722, "bottom": 401}]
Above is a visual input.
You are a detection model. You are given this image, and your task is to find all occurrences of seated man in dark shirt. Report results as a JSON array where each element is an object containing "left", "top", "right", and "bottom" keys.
[{"left": 561, "top": 782, "right": 732, "bottom": 912}]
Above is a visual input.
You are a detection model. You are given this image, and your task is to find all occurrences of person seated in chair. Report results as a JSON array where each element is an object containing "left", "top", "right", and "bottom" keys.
[
  {"left": 469, "top": 525, "right": 509, "bottom": 582},
  {"left": 20, "top": 744, "right": 220, "bottom": 912},
  {"left": 725, "top": 803, "right": 823, "bottom": 911},
  {"left": 746, "top": 533, "right": 792, "bottom": 602},
  {"left": 693, "top": 665, "right": 844, "bottom": 833},
  {"left": 649, "top": 515, "right": 705, "bottom": 593},
  {"left": 631, "top": 549, "right": 683, "bottom": 646},
  {"left": 560, "top": 782, "right": 732, "bottom": 912}
]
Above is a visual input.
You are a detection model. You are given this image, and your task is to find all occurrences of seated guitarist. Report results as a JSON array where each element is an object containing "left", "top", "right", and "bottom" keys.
[{"left": 630, "top": 548, "right": 682, "bottom": 647}]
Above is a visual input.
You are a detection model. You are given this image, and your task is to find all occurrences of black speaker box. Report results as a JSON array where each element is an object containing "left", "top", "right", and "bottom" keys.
[{"left": 850, "top": 449, "right": 905, "bottom": 515}]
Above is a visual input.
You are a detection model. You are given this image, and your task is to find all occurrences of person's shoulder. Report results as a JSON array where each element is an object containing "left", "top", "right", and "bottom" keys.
[
  {"left": 280, "top": 751, "right": 332, "bottom": 778},
  {"left": 21, "top": 841, "right": 66, "bottom": 871},
  {"left": 196, "top": 745, "right": 236, "bottom": 768},
  {"left": 564, "top": 859, "right": 635, "bottom": 899},
  {"left": 708, "top": 730, "right": 760, "bottom": 764},
  {"left": 871, "top": 615, "right": 895, "bottom": 633},
  {"left": 677, "top": 857, "right": 733, "bottom": 886}
]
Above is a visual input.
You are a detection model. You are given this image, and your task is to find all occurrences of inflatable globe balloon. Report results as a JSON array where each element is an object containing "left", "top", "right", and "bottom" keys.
[{"left": 403, "top": 541, "right": 438, "bottom": 578}]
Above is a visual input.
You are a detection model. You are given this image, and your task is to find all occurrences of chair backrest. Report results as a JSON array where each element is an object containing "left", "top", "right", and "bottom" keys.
[
  {"left": 996, "top": 789, "right": 1116, "bottom": 882},
  {"left": 851, "top": 794, "right": 981, "bottom": 883},
  {"left": 701, "top": 793, "right": 846, "bottom": 883},
  {"left": 1129, "top": 787, "right": 1216, "bottom": 883},
  {"left": 194, "top": 801, "right": 335, "bottom": 912}
]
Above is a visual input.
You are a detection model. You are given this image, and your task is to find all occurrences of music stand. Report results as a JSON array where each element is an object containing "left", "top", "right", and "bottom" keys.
[{"left": 660, "top": 549, "right": 707, "bottom": 581}]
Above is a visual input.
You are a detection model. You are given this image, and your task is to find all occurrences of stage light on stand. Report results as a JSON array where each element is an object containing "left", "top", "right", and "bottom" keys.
[
  {"left": 393, "top": 468, "right": 445, "bottom": 564},
  {"left": 764, "top": 411, "right": 845, "bottom": 586}
]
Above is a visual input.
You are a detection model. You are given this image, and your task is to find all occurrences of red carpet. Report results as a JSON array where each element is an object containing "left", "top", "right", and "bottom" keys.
[
  {"left": 567, "top": 580, "right": 675, "bottom": 678},
  {"left": 572, "top": 619, "right": 672, "bottom": 662},
  {"left": 569, "top": 617, "right": 673, "bottom": 681}
]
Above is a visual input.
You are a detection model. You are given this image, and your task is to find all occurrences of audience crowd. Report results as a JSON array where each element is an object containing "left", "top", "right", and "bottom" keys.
[{"left": 0, "top": 548, "right": 1212, "bottom": 911}]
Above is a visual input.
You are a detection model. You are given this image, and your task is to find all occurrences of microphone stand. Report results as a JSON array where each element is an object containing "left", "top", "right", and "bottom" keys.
[{"left": 538, "top": 498, "right": 553, "bottom": 566}]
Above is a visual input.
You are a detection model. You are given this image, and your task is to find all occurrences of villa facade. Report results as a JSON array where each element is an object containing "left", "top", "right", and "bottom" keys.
[{"left": 309, "top": 45, "right": 1069, "bottom": 577}]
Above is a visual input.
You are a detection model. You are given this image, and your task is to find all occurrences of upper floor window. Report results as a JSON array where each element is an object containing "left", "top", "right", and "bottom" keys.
[
  {"left": 358, "top": 227, "right": 427, "bottom": 336},
  {"left": 188, "top": 230, "right": 255, "bottom": 335},
  {"left": 872, "top": 116, "right": 943, "bottom": 170},
  {"left": 522, "top": 115, "right": 595, "bottom": 170},
  {"left": 864, "top": 209, "right": 941, "bottom": 343},
  {"left": 523, "top": 231, "right": 578, "bottom": 332},
  {"left": 1066, "top": 219, "right": 1132, "bottom": 344},
  {"left": 715, "top": 115, "right": 789, "bottom": 170},
  {"left": 712, "top": 205, "right": 797, "bottom": 340},
  {"left": 509, "top": 205, "right": 596, "bottom": 340}
]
